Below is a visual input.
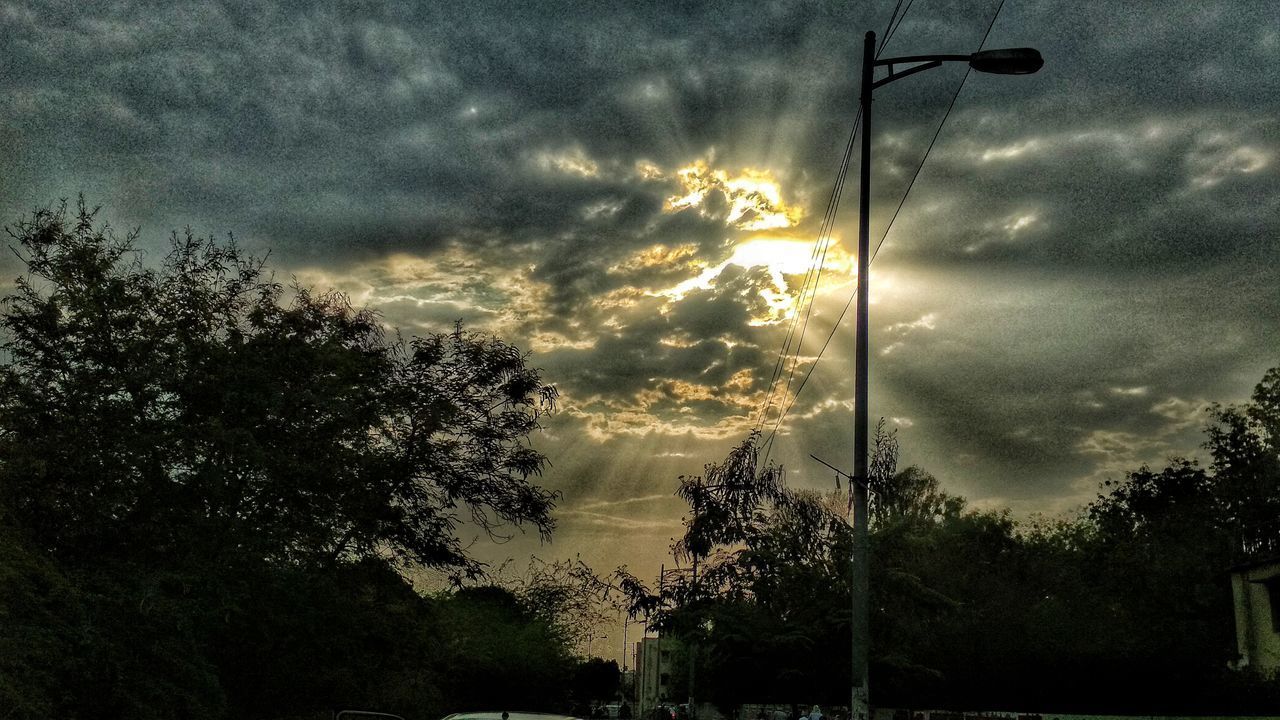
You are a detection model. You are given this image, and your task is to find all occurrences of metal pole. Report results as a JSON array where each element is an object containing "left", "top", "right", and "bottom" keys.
[
  {"left": 657, "top": 564, "right": 665, "bottom": 705},
  {"left": 851, "top": 28, "right": 874, "bottom": 720},
  {"left": 688, "top": 550, "right": 698, "bottom": 719},
  {"left": 637, "top": 638, "right": 645, "bottom": 702}
]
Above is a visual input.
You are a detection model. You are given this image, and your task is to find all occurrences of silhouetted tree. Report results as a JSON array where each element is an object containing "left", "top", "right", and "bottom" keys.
[
  {"left": 0, "top": 200, "right": 565, "bottom": 718},
  {"left": 0, "top": 200, "right": 559, "bottom": 578},
  {"left": 621, "top": 375, "right": 1280, "bottom": 714},
  {"left": 1207, "top": 367, "right": 1280, "bottom": 540},
  {"left": 490, "top": 556, "right": 620, "bottom": 653},
  {"left": 572, "top": 658, "right": 621, "bottom": 706},
  {"left": 433, "top": 585, "right": 577, "bottom": 713}
]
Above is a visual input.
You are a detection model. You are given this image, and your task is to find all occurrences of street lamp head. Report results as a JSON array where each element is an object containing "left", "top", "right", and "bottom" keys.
[{"left": 968, "top": 48, "right": 1043, "bottom": 75}]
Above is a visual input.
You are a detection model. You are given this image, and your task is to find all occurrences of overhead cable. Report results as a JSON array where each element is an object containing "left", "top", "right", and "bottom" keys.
[{"left": 761, "top": 0, "right": 1008, "bottom": 453}]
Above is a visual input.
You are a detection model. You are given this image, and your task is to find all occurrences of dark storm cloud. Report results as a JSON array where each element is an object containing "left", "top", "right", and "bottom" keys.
[
  {"left": 538, "top": 265, "right": 777, "bottom": 400},
  {"left": 760, "top": 256, "right": 1278, "bottom": 512},
  {"left": 868, "top": 110, "right": 1279, "bottom": 272},
  {"left": 2, "top": 0, "right": 873, "bottom": 260}
]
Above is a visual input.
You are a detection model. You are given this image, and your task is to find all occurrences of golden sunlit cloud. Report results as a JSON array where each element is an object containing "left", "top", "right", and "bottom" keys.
[
  {"left": 292, "top": 248, "right": 592, "bottom": 352},
  {"left": 608, "top": 243, "right": 701, "bottom": 274},
  {"left": 655, "top": 236, "right": 855, "bottom": 324},
  {"left": 664, "top": 159, "right": 802, "bottom": 230},
  {"left": 292, "top": 157, "right": 865, "bottom": 445},
  {"left": 594, "top": 287, "right": 647, "bottom": 311},
  {"left": 629, "top": 157, "right": 857, "bottom": 324},
  {"left": 534, "top": 146, "right": 600, "bottom": 177},
  {"left": 567, "top": 385, "right": 760, "bottom": 443},
  {"left": 634, "top": 159, "right": 665, "bottom": 181},
  {"left": 658, "top": 334, "right": 699, "bottom": 348},
  {"left": 558, "top": 370, "right": 766, "bottom": 445}
]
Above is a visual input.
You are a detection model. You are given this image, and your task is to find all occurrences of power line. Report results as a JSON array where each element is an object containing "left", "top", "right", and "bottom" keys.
[
  {"left": 754, "top": 239, "right": 825, "bottom": 430},
  {"left": 760, "top": 109, "right": 861, "bottom": 435},
  {"left": 754, "top": 109, "right": 862, "bottom": 434},
  {"left": 871, "top": 0, "right": 1005, "bottom": 264},
  {"left": 761, "top": 278, "right": 857, "bottom": 459},
  {"left": 753, "top": 212, "right": 833, "bottom": 431},
  {"left": 879, "top": 0, "right": 904, "bottom": 55},
  {"left": 756, "top": 0, "right": 918, "bottom": 438},
  {"left": 881, "top": 0, "right": 916, "bottom": 52},
  {"left": 753, "top": 108, "right": 867, "bottom": 432},
  {"left": 761, "top": 0, "right": 1008, "bottom": 454},
  {"left": 760, "top": 0, "right": 922, "bottom": 461}
]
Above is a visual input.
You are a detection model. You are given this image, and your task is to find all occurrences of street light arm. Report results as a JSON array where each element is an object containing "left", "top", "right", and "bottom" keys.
[
  {"left": 872, "top": 60, "right": 943, "bottom": 89},
  {"left": 873, "top": 53, "right": 971, "bottom": 67},
  {"left": 874, "top": 48, "right": 1044, "bottom": 80}
]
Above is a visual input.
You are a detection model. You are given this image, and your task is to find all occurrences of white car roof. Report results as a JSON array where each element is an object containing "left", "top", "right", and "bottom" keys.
[{"left": 443, "top": 713, "right": 581, "bottom": 720}]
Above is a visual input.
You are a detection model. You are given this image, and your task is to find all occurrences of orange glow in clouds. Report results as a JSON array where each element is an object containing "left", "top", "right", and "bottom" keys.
[{"left": 653, "top": 160, "right": 855, "bottom": 324}]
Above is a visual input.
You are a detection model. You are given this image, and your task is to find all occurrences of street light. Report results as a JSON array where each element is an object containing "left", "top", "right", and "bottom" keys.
[
  {"left": 849, "top": 30, "right": 1041, "bottom": 720},
  {"left": 969, "top": 48, "right": 1045, "bottom": 75}
]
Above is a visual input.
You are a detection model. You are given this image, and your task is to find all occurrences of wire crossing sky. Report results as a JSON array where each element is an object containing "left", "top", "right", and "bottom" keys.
[{"left": 2, "top": 1, "right": 1278, "bottom": 602}]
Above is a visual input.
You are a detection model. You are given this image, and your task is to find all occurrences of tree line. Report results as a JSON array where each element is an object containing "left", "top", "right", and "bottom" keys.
[
  {"left": 0, "top": 202, "right": 617, "bottom": 719},
  {"left": 617, "top": 372, "right": 1280, "bottom": 714}
]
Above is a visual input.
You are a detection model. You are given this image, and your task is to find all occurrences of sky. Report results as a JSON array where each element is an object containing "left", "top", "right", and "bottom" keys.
[{"left": 2, "top": 0, "right": 1279, "bottom": 660}]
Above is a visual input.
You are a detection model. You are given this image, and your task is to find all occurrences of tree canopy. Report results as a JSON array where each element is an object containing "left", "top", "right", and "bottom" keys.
[
  {"left": 0, "top": 201, "right": 573, "bottom": 719},
  {"left": 0, "top": 200, "right": 559, "bottom": 579},
  {"left": 621, "top": 368, "right": 1280, "bottom": 714}
]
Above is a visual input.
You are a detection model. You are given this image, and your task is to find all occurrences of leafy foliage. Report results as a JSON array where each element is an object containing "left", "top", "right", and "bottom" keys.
[
  {"left": 624, "top": 367, "right": 1280, "bottom": 714},
  {"left": 488, "top": 555, "right": 622, "bottom": 653},
  {"left": 0, "top": 201, "right": 570, "bottom": 719},
  {"left": 0, "top": 200, "right": 559, "bottom": 578},
  {"left": 571, "top": 658, "right": 622, "bottom": 705},
  {"left": 433, "top": 585, "right": 577, "bottom": 713}
]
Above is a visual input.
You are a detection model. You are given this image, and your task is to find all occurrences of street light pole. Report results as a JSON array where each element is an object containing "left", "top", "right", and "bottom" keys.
[
  {"left": 849, "top": 30, "right": 1042, "bottom": 720},
  {"left": 851, "top": 28, "right": 874, "bottom": 720}
]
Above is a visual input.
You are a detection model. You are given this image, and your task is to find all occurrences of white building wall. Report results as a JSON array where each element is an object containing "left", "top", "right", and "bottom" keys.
[
  {"left": 1231, "top": 559, "right": 1280, "bottom": 675},
  {"left": 636, "top": 636, "right": 677, "bottom": 718}
]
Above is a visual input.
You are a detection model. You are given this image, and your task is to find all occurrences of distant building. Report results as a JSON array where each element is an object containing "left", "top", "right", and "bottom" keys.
[
  {"left": 1230, "top": 554, "right": 1280, "bottom": 675},
  {"left": 636, "top": 636, "right": 677, "bottom": 717}
]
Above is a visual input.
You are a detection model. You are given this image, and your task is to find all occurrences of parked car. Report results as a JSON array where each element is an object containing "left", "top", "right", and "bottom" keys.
[{"left": 443, "top": 713, "right": 581, "bottom": 720}]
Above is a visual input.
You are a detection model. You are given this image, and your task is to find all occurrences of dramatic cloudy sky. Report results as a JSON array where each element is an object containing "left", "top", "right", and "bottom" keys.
[{"left": 3, "top": 0, "right": 1278, "bottom": 653}]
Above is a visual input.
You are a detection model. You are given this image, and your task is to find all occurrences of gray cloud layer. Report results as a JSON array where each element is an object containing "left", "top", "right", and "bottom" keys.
[{"left": 3, "top": 1, "right": 1278, "bottom": 593}]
